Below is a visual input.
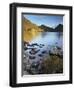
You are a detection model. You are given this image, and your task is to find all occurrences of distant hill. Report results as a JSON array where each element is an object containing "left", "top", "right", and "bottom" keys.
[
  {"left": 23, "top": 17, "right": 63, "bottom": 32},
  {"left": 54, "top": 24, "right": 63, "bottom": 32},
  {"left": 23, "top": 17, "right": 43, "bottom": 32},
  {"left": 39, "top": 24, "right": 63, "bottom": 32},
  {"left": 39, "top": 25, "right": 54, "bottom": 32}
]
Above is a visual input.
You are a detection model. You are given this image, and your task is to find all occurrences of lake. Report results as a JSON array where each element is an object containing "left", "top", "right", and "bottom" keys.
[
  {"left": 23, "top": 32, "right": 63, "bottom": 62},
  {"left": 30, "top": 32, "right": 63, "bottom": 48},
  {"left": 23, "top": 31, "right": 63, "bottom": 75}
]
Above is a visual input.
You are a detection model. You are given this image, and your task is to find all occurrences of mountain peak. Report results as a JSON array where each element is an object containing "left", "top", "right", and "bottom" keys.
[{"left": 55, "top": 24, "right": 63, "bottom": 32}]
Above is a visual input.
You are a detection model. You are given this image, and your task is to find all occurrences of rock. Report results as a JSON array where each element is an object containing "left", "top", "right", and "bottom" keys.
[
  {"left": 38, "top": 54, "right": 43, "bottom": 57},
  {"left": 29, "top": 56, "right": 36, "bottom": 59},
  {"left": 31, "top": 43, "right": 39, "bottom": 46},
  {"left": 24, "top": 47, "right": 28, "bottom": 50},
  {"left": 29, "top": 48, "right": 40, "bottom": 55},
  {"left": 24, "top": 41, "right": 29, "bottom": 46},
  {"left": 41, "top": 50, "right": 47, "bottom": 54}
]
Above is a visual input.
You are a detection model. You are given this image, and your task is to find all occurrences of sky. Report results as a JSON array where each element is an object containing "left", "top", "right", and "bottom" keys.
[{"left": 23, "top": 14, "right": 63, "bottom": 28}]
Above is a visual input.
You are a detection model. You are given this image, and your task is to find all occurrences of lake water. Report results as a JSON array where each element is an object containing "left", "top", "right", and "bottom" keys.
[
  {"left": 24, "top": 32, "right": 63, "bottom": 62},
  {"left": 30, "top": 32, "right": 63, "bottom": 49},
  {"left": 23, "top": 31, "right": 63, "bottom": 75}
]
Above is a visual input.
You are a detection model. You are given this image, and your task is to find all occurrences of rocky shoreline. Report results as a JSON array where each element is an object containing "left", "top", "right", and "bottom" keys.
[{"left": 22, "top": 41, "right": 63, "bottom": 75}]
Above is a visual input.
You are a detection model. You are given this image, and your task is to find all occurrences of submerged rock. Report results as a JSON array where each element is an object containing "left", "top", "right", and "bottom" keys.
[
  {"left": 29, "top": 49, "right": 40, "bottom": 55},
  {"left": 41, "top": 50, "right": 47, "bottom": 54},
  {"left": 38, "top": 54, "right": 43, "bottom": 57},
  {"left": 28, "top": 62, "right": 40, "bottom": 74},
  {"left": 31, "top": 43, "right": 39, "bottom": 46},
  {"left": 24, "top": 47, "right": 28, "bottom": 50},
  {"left": 29, "top": 56, "right": 36, "bottom": 59}
]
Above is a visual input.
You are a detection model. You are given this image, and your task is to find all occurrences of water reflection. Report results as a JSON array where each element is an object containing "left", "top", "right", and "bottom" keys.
[{"left": 30, "top": 32, "right": 63, "bottom": 48}]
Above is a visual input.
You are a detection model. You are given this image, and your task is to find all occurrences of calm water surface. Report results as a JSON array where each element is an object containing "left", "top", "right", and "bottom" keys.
[
  {"left": 30, "top": 32, "right": 63, "bottom": 48},
  {"left": 24, "top": 32, "right": 63, "bottom": 62}
]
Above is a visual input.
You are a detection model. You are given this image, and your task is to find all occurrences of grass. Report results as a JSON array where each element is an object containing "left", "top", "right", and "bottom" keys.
[{"left": 40, "top": 54, "right": 63, "bottom": 74}]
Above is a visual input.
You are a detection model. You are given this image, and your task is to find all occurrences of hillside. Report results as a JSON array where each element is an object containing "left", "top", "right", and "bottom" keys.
[
  {"left": 23, "top": 17, "right": 43, "bottom": 32},
  {"left": 39, "top": 25, "right": 54, "bottom": 32},
  {"left": 55, "top": 24, "right": 63, "bottom": 32},
  {"left": 23, "top": 17, "right": 63, "bottom": 32},
  {"left": 39, "top": 24, "right": 63, "bottom": 32},
  {"left": 22, "top": 17, "right": 43, "bottom": 42}
]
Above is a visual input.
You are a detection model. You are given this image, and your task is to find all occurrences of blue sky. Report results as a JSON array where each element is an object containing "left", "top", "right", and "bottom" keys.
[{"left": 23, "top": 14, "right": 63, "bottom": 28}]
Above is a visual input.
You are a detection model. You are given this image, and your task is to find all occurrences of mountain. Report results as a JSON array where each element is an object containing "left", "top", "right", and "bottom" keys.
[
  {"left": 39, "top": 25, "right": 54, "bottom": 32},
  {"left": 23, "top": 17, "right": 63, "bottom": 32},
  {"left": 54, "top": 24, "right": 63, "bottom": 32},
  {"left": 22, "top": 17, "right": 44, "bottom": 42},
  {"left": 23, "top": 17, "right": 43, "bottom": 32},
  {"left": 39, "top": 24, "right": 63, "bottom": 32}
]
